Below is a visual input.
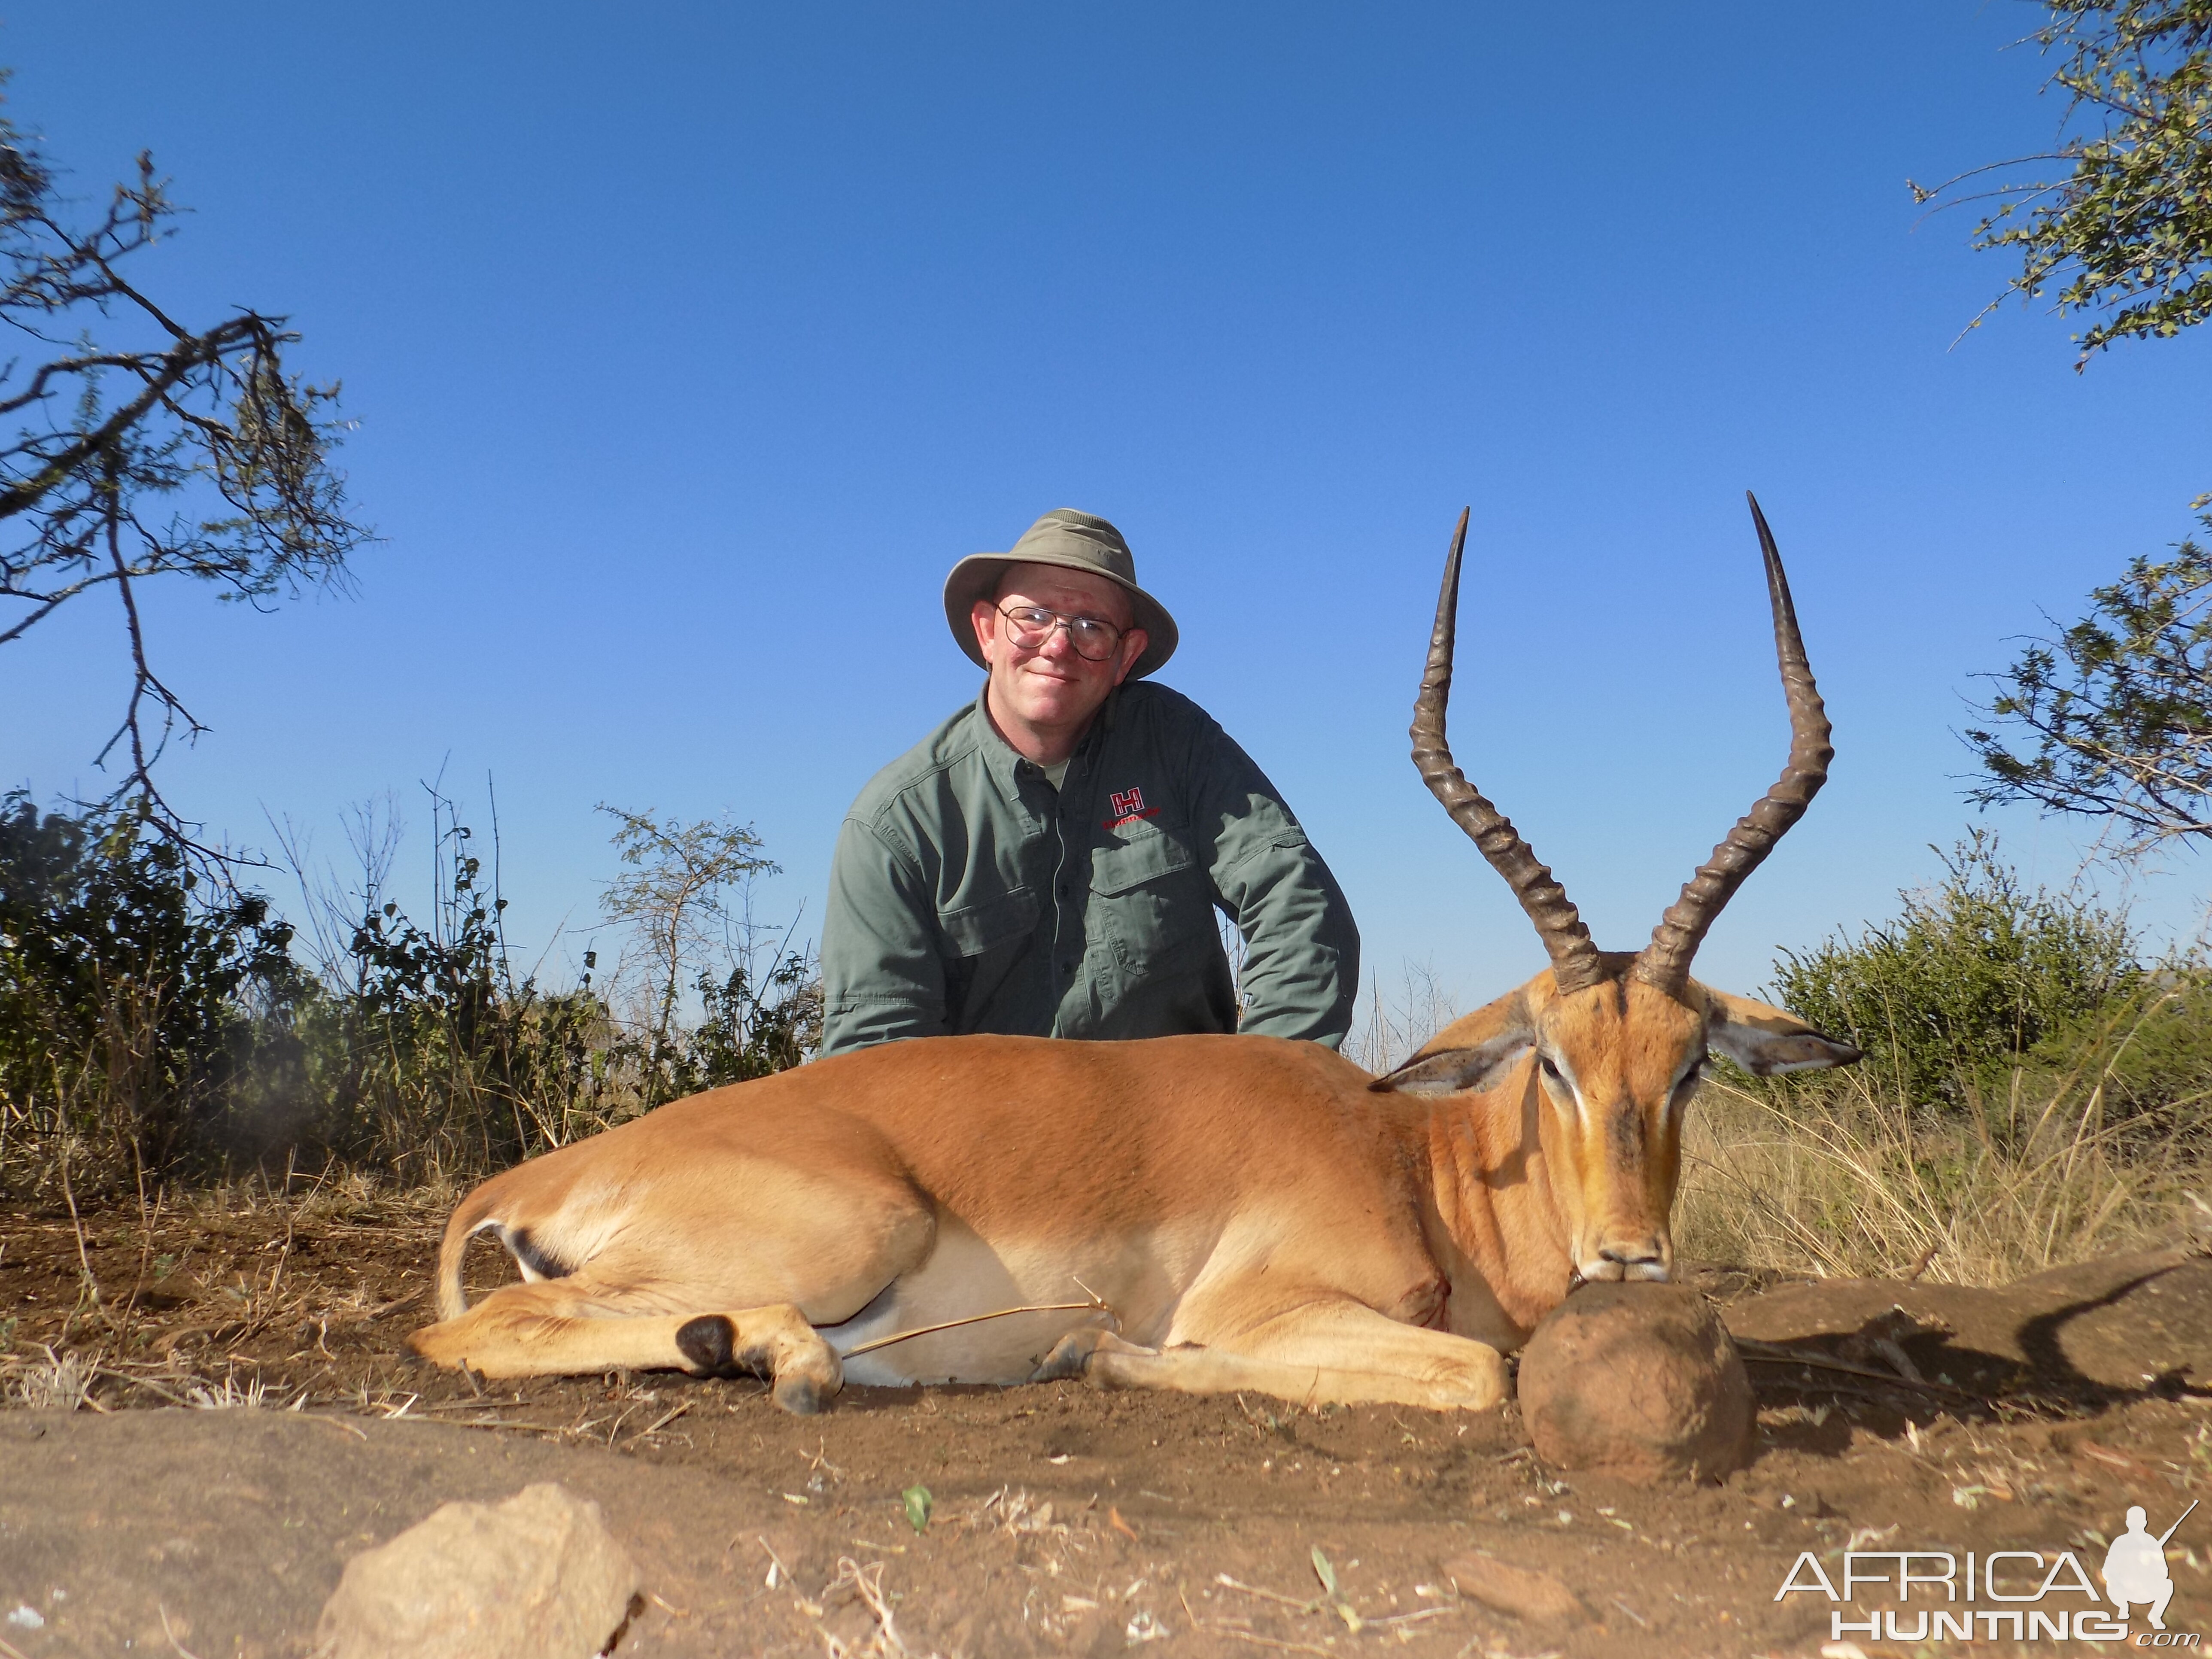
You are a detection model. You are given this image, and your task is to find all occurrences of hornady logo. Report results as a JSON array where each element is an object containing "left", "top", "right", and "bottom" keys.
[
  {"left": 1778, "top": 1500, "right": 2198, "bottom": 1646},
  {"left": 1106, "top": 786, "right": 1157, "bottom": 828}
]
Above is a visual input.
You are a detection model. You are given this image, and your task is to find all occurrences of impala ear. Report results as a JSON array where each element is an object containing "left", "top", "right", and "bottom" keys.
[
  {"left": 1373, "top": 1032, "right": 1534, "bottom": 1095},
  {"left": 1370, "top": 993, "right": 1535, "bottom": 1096},
  {"left": 1703, "top": 988, "right": 1862, "bottom": 1077}
]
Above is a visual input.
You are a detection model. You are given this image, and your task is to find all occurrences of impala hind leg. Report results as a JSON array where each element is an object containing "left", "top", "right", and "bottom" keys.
[
  {"left": 1036, "top": 1297, "right": 1507, "bottom": 1412},
  {"left": 408, "top": 1284, "right": 842, "bottom": 1413}
]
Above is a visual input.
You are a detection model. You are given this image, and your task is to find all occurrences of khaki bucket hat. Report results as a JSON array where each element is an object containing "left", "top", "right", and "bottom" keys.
[{"left": 943, "top": 509, "right": 1179, "bottom": 680}]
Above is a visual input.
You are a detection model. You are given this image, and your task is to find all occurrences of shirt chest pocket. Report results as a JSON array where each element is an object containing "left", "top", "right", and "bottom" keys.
[
  {"left": 1089, "top": 828, "right": 1213, "bottom": 970},
  {"left": 937, "top": 888, "right": 1040, "bottom": 959}
]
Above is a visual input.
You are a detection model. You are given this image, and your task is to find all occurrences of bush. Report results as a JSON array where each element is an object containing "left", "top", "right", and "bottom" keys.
[
  {"left": 0, "top": 793, "right": 821, "bottom": 1197},
  {"left": 2025, "top": 970, "right": 2212, "bottom": 1132},
  {"left": 1768, "top": 831, "right": 2138, "bottom": 1111},
  {"left": 0, "top": 792, "right": 300, "bottom": 1186},
  {"left": 1680, "top": 830, "right": 2211, "bottom": 1282},
  {"left": 258, "top": 822, "right": 627, "bottom": 1183}
]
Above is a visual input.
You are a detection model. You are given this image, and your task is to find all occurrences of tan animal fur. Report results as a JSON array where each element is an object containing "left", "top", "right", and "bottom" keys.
[{"left": 410, "top": 497, "right": 1860, "bottom": 1413}]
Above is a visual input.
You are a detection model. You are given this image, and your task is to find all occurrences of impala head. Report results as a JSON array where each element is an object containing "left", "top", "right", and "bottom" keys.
[{"left": 1370, "top": 496, "right": 1861, "bottom": 1286}]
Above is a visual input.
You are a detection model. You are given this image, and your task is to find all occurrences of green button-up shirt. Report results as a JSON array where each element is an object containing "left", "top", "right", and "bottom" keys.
[{"left": 820, "top": 682, "right": 1359, "bottom": 1054}]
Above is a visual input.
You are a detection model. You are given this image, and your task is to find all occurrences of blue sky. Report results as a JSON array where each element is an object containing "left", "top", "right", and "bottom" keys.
[{"left": 4, "top": 3, "right": 2208, "bottom": 1021}]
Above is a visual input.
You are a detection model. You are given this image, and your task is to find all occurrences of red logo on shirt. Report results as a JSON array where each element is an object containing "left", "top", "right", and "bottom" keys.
[{"left": 1106, "top": 786, "right": 1158, "bottom": 829}]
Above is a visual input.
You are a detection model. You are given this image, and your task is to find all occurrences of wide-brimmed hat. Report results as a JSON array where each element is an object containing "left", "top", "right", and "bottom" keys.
[{"left": 943, "top": 509, "right": 1179, "bottom": 679}]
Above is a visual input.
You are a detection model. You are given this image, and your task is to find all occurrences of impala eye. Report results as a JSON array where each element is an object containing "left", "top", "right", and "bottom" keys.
[{"left": 1539, "top": 1055, "right": 1563, "bottom": 1082}]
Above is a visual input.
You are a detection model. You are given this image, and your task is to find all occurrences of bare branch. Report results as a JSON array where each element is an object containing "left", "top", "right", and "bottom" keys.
[{"left": 0, "top": 74, "right": 373, "bottom": 852}]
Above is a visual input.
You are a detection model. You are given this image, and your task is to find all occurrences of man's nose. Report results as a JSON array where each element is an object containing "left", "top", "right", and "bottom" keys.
[{"left": 1036, "top": 620, "right": 1078, "bottom": 659}]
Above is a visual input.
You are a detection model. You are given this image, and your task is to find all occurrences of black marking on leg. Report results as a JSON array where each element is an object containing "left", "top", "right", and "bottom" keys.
[
  {"left": 504, "top": 1226, "right": 574, "bottom": 1280},
  {"left": 676, "top": 1314, "right": 737, "bottom": 1377}
]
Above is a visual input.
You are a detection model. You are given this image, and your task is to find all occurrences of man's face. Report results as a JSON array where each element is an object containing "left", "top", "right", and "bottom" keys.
[{"left": 971, "top": 562, "right": 1149, "bottom": 739}]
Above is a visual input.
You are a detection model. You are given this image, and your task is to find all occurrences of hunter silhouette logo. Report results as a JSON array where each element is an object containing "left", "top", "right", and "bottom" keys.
[{"left": 2105, "top": 1500, "right": 2196, "bottom": 1634}]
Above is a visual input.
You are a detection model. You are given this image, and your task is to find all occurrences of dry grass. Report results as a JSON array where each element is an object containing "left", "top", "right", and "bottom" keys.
[
  {"left": 1675, "top": 1061, "right": 2212, "bottom": 1285},
  {"left": 4, "top": 1344, "right": 93, "bottom": 1410},
  {"left": 1346, "top": 960, "right": 1459, "bottom": 1079}
]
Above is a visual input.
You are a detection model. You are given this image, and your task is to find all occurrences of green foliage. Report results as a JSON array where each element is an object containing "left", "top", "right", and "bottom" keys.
[
  {"left": 675, "top": 954, "right": 824, "bottom": 1093},
  {"left": 2028, "top": 969, "right": 2212, "bottom": 1124},
  {"left": 1966, "top": 511, "right": 2212, "bottom": 854},
  {"left": 1768, "top": 833, "right": 2138, "bottom": 1109},
  {"left": 0, "top": 790, "right": 299, "bottom": 1179},
  {"left": 0, "top": 793, "right": 820, "bottom": 1195},
  {"left": 273, "top": 806, "right": 627, "bottom": 1182},
  {"left": 1926, "top": 12, "right": 2212, "bottom": 848},
  {"left": 1917, "top": 0, "right": 2212, "bottom": 362}
]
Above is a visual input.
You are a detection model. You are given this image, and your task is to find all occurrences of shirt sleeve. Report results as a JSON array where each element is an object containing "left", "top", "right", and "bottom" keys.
[
  {"left": 818, "top": 815, "right": 952, "bottom": 1055},
  {"left": 1185, "top": 714, "right": 1361, "bottom": 1048}
]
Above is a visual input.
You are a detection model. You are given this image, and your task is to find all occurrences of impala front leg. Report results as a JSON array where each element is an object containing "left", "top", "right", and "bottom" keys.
[
  {"left": 410, "top": 1285, "right": 843, "bottom": 1414},
  {"left": 1035, "top": 1296, "right": 1507, "bottom": 1412}
]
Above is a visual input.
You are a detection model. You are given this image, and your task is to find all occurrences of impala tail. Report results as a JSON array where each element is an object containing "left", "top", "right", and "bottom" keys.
[{"left": 432, "top": 1176, "right": 513, "bottom": 1322}]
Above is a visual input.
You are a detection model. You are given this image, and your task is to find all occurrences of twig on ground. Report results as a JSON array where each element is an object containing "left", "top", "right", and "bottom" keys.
[
  {"left": 157, "top": 1603, "right": 204, "bottom": 1659},
  {"left": 1214, "top": 1574, "right": 1321, "bottom": 1614},
  {"left": 60, "top": 1154, "right": 99, "bottom": 1334},
  {"left": 1206, "top": 1631, "right": 1334, "bottom": 1656},
  {"left": 756, "top": 1534, "right": 795, "bottom": 1588},
  {"left": 820, "top": 1556, "right": 909, "bottom": 1655},
  {"left": 1373, "top": 1605, "right": 1458, "bottom": 1629},
  {"left": 604, "top": 1398, "right": 644, "bottom": 1445},
  {"left": 626, "top": 1398, "right": 692, "bottom": 1444},
  {"left": 842, "top": 1294, "right": 1112, "bottom": 1359}
]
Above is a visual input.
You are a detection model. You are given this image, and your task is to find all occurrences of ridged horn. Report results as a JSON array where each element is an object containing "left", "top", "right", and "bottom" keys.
[
  {"left": 1414, "top": 507, "right": 1605, "bottom": 995},
  {"left": 1633, "top": 492, "right": 1833, "bottom": 997}
]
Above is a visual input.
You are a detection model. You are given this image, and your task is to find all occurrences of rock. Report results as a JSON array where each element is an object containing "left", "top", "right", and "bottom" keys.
[
  {"left": 1516, "top": 1282, "right": 1755, "bottom": 1484},
  {"left": 1440, "top": 1553, "right": 1589, "bottom": 1625},
  {"left": 315, "top": 1482, "right": 640, "bottom": 1659}
]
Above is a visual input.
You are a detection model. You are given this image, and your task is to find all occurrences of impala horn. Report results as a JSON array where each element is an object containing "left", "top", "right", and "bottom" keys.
[
  {"left": 1632, "top": 492, "right": 1833, "bottom": 997},
  {"left": 1414, "top": 507, "right": 1607, "bottom": 995}
]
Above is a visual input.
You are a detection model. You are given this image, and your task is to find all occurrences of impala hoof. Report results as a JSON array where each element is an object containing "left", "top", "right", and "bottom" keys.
[
  {"left": 1031, "top": 1325, "right": 1113, "bottom": 1382},
  {"left": 774, "top": 1373, "right": 831, "bottom": 1415}
]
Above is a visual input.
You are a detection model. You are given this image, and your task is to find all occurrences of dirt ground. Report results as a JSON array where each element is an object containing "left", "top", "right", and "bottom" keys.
[{"left": 0, "top": 1191, "right": 2207, "bottom": 1658}]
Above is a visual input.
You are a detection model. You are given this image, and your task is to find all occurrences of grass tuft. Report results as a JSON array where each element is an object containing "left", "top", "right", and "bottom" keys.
[{"left": 1675, "top": 1024, "right": 2212, "bottom": 1285}]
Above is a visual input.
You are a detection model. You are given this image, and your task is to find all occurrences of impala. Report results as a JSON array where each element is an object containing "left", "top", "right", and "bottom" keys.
[{"left": 410, "top": 495, "right": 1860, "bottom": 1413}]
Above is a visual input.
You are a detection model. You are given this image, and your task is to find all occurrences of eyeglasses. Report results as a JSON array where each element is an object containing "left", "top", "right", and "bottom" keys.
[{"left": 994, "top": 602, "right": 1126, "bottom": 662}]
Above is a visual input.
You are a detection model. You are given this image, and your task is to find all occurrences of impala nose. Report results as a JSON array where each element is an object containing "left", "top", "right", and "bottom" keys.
[{"left": 1596, "top": 1240, "right": 1671, "bottom": 1282}]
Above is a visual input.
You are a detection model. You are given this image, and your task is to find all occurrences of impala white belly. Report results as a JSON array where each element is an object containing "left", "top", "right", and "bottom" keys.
[{"left": 823, "top": 1213, "right": 1217, "bottom": 1386}]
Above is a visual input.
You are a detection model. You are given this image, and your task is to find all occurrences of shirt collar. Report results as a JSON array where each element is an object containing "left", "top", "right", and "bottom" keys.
[
  {"left": 969, "top": 683, "right": 1037, "bottom": 808},
  {"left": 967, "top": 682, "right": 1112, "bottom": 807}
]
